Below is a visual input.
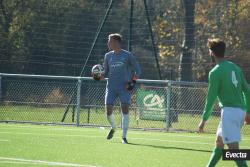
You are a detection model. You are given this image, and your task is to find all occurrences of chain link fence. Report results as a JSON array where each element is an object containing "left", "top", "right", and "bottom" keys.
[{"left": 0, "top": 73, "right": 249, "bottom": 135}]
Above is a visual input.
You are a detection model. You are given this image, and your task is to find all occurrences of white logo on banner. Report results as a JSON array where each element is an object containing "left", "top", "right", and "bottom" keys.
[{"left": 143, "top": 94, "right": 165, "bottom": 111}]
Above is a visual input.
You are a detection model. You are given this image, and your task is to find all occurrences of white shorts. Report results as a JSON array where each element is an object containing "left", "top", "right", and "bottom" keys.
[{"left": 216, "top": 107, "right": 245, "bottom": 144}]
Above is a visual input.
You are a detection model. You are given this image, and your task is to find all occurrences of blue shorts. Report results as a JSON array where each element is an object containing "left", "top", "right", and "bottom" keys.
[{"left": 105, "top": 88, "right": 131, "bottom": 105}]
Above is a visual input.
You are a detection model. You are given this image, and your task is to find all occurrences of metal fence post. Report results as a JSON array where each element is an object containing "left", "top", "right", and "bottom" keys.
[
  {"left": 166, "top": 81, "right": 172, "bottom": 131},
  {"left": 76, "top": 78, "right": 82, "bottom": 126}
]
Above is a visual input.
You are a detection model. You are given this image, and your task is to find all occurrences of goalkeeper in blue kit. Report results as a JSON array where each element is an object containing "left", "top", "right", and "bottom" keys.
[{"left": 101, "top": 33, "right": 141, "bottom": 144}]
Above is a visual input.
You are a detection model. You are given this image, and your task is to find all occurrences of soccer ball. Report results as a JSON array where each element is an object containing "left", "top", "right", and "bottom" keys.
[
  {"left": 91, "top": 64, "right": 104, "bottom": 81},
  {"left": 91, "top": 64, "right": 104, "bottom": 75}
]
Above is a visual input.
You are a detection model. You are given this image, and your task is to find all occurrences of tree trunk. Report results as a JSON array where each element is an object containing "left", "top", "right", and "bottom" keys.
[{"left": 179, "top": 0, "right": 196, "bottom": 81}]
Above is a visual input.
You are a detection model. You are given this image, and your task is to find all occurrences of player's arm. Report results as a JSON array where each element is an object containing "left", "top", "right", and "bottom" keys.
[
  {"left": 103, "top": 54, "right": 109, "bottom": 77},
  {"left": 202, "top": 71, "right": 220, "bottom": 121},
  {"left": 241, "top": 71, "right": 250, "bottom": 113},
  {"left": 240, "top": 70, "right": 250, "bottom": 124},
  {"left": 199, "top": 71, "right": 220, "bottom": 132},
  {"left": 128, "top": 53, "right": 141, "bottom": 78},
  {"left": 125, "top": 53, "right": 141, "bottom": 91}
]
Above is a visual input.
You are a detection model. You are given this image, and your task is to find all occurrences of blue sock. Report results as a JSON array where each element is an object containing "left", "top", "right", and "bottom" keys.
[
  {"left": 107, "top": 114, "right": 116, "bottom": 129},
  {"left": 122, "top": 114, "right": 129, "bottom": 138}
]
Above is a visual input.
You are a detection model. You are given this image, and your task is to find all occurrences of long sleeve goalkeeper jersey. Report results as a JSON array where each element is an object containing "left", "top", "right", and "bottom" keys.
[{"left": 103, "top": 49, "right": 141, "bottom": 90}]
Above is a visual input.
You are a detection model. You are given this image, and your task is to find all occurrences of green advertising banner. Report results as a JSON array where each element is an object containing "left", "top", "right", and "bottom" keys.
[{"left": 136, "top": 88, "right": 166, "bottom": 121}]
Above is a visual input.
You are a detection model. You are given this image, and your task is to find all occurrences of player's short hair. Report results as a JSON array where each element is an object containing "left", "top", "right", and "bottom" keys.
[
  {"left": 207, "top": 38, "right": 226, "bottom": 57},
  {"left": 109, "top": 33, "right": 122, "bottom": 43}
]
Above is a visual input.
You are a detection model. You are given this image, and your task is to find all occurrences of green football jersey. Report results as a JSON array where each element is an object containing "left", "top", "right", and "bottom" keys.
[{"left": 202, "top": 60, "right": 250, "bottom": 121}]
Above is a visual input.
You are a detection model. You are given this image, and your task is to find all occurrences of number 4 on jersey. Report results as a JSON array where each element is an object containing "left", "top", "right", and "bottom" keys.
[{"left": 232, "top": 71, "right": 238, "bottom": 87}]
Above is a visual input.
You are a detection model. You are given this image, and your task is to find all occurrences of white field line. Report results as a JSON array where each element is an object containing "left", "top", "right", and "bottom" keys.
[
  {"left": 0, "top": 139, "right": 9, "bottom": 142},
  {"left": 0, "top": 157, "right": 100, "bottom": 167},
  {"left": 1, "top": 125, "right": 250, "bottom": 141},
  {"left": 1, "top": 131, "right": 250, "bottom": 148},
  {"left": 0, "top": 160, "right": 80, "bottom": 166},
  {"left": 129, "top": 131, "right": 250, "bottom": 141},
  {"left": 0, "top": 126, "right": 96, "bottom": 132}
]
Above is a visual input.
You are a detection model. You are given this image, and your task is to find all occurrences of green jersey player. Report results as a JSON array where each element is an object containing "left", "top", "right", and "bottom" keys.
[{"left": 198, "top": 38, "right": 250, "bottom": 167}]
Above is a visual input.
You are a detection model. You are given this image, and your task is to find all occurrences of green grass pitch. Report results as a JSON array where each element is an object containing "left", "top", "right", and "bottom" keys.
[
  {"left": 0, "top": 123, "right": 249, "bottom": 167},
  {"left": 1, "top": 105, "right": 250, "bottom": 135}
]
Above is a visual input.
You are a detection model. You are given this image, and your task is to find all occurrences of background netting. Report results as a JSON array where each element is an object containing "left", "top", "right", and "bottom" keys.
[{"left": 0, "top": 74, "right": 249, "bottom": 135}]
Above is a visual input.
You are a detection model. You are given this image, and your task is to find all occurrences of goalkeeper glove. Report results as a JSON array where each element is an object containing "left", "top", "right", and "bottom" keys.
[
  {"left": 92, "top": 74, "right": 103, "bottom": 81},
  {"left": 126, "top": 75, "right": 138, "bottom": 91},
  {"left": 245, "top": 113, "right": 250, "bottom": 125}
]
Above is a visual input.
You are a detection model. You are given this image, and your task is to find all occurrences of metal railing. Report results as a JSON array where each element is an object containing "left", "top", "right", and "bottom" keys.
[{"left": 0, "top": 73, "right": 249, "bottom": 135}]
